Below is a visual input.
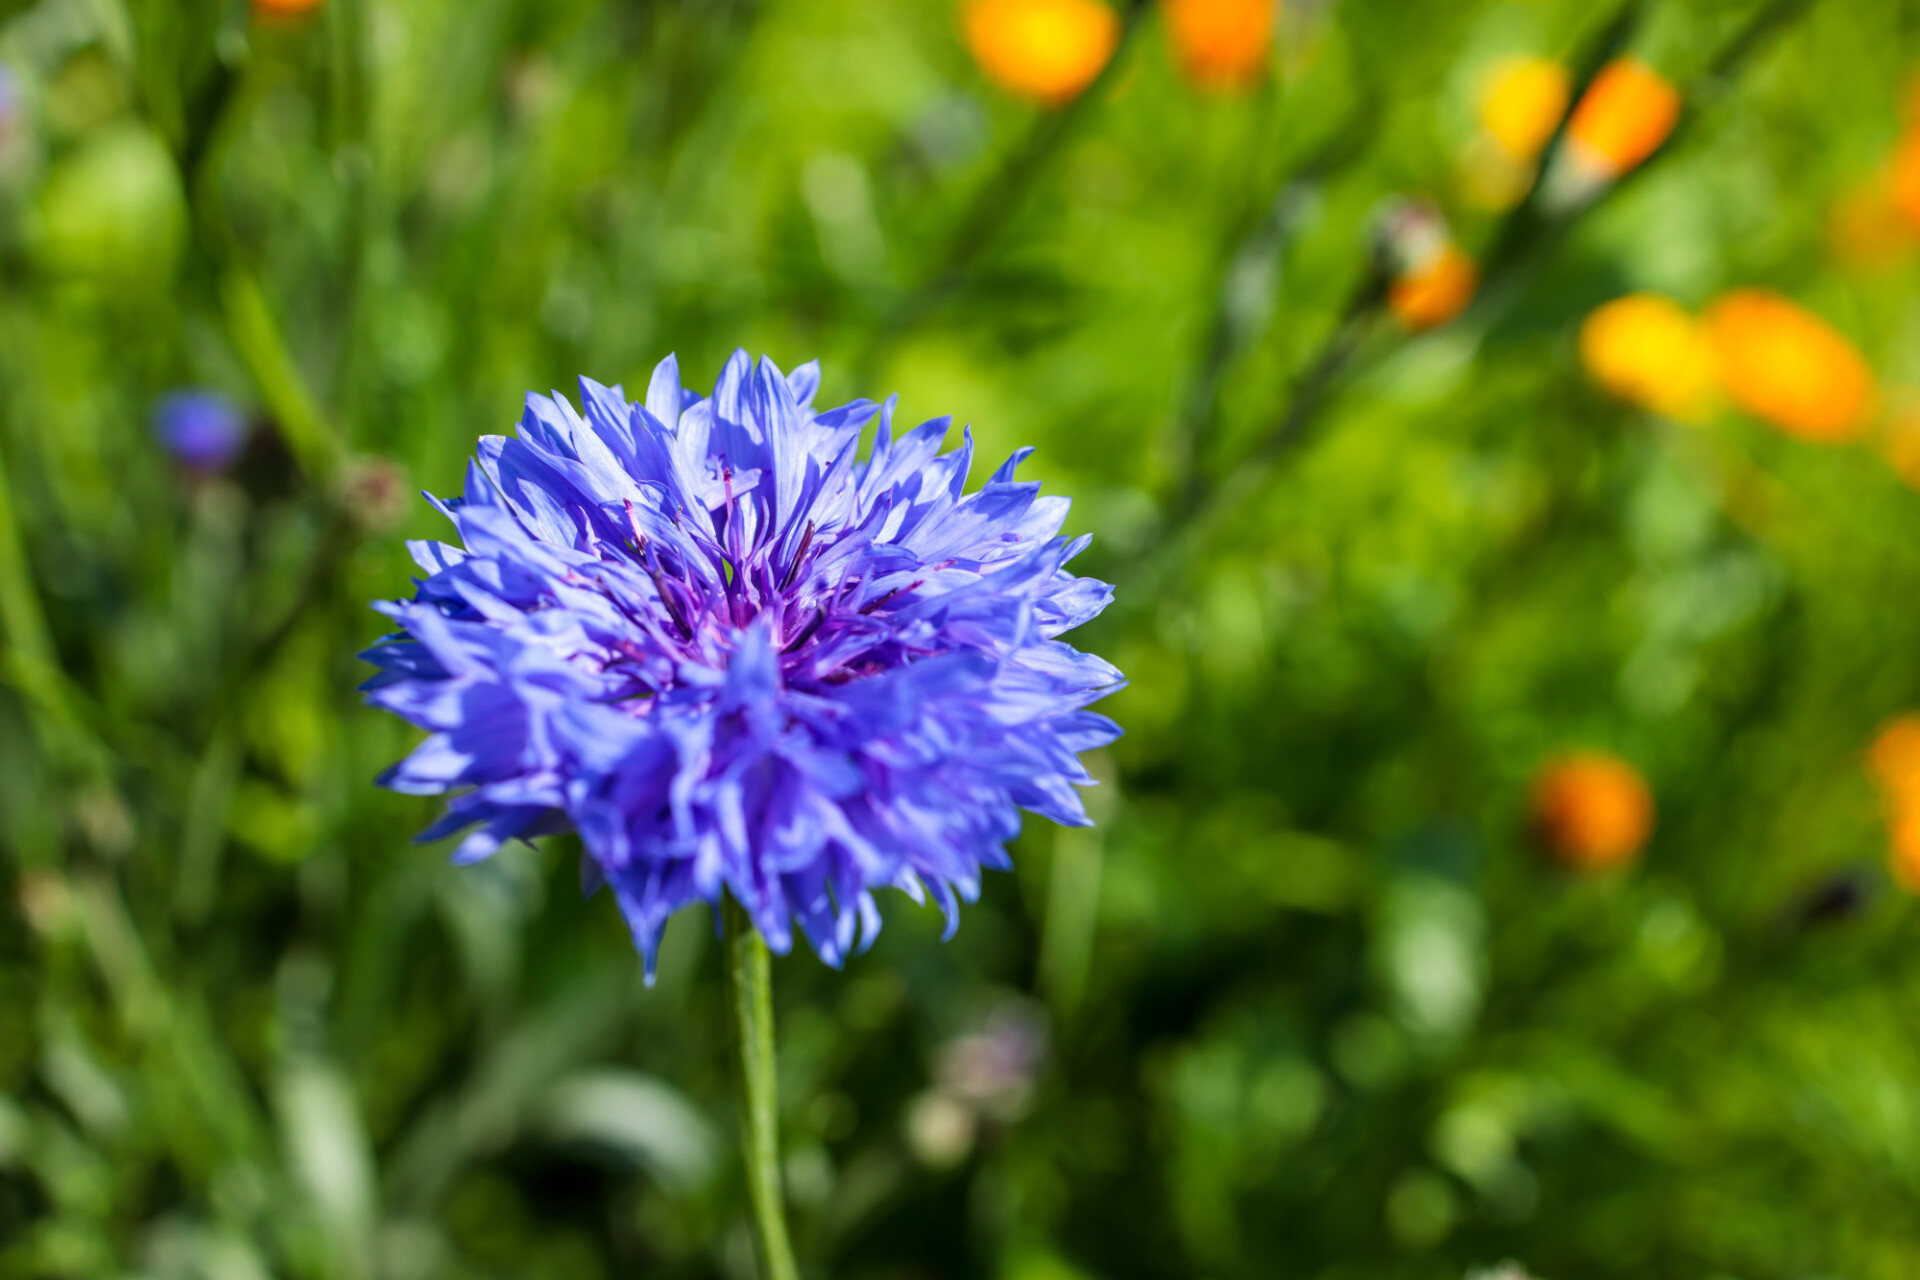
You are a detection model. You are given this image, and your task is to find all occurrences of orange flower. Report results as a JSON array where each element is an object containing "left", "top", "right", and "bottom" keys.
[
  {"left": 1879, "top": 398, "right": 1920, "bottom": 488},
  {"left": 1578, "top": 294, "right": 1719, "bottom": 423},
  {"left": 1530, "top": 753, "right": 1654, "bottom": 872},
  {"left": 1704, "top": 289, "right": 1875, "bottom": 442},
  {"left": 1870, "top": 717, "right": 1920, "bottom": 892},
  {"left": 1869, "top": 74, "right": 1920, "bottom": 236},
  {"left": 964, "top": 0, "right": 1120, "bottom": 106},
  {"left": 1477, "top": 56, "right": 1571, "bottom": 162},
  {"left": 1564, "top": 59, "right": 1680, "bottom": 181},
  {"left": 1869, "top": 715, "right": 1920, "bottom": 800},
  {"left": 253, "top": 0, "right": 326, "bottom": 15},
  {"left": 1886, "top": 131, "right": 1920, "bottom": 235},
  {"left": 1389, "top": 242, "right": 1477, "bottom": 332},
  {"left": 1161, "top": 0, "right": 1273, "bottom": 92},
  {"left": 1889, "top": 808, "right": 1920, "bottom": 893},
  {"left": 1829, "top": 175, "right": 1913, "bottom": 268}
]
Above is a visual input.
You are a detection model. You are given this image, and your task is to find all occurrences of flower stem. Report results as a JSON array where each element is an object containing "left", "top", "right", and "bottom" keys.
[{"left": 722, "top": 897, "right": 800, "bottom": 1280}]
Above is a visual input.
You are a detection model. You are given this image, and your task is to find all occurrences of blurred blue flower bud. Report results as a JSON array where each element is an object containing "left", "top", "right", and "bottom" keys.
[{"left": 154, "top": 390, "right": 249, "bottom": 473}]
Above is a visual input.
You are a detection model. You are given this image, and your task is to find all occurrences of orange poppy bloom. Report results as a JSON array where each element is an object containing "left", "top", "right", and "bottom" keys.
[
  {"left": 1564, "top": 59, "right": 1681, "bottom": 180},
  {"left": 253, "top": 0, "right": 326, "bottom": 15},
  {"left": 1530, "top": 753, "right": 1654, "bottom": 872},
  {"left": 1161, "top": 0, "right": 1273, "bottom": 92},
  {"left": 1389, "top": 243, "right": 1477, "bottom": 332},
  {"left": 1578, "top": 294, "right": 1719, "bottom": 423},
  {"left": 964, "top": 0, "right": 1121, "bottom": 106},
  {"left": 1477, "top": 56, "right": 1571, "bottom": 162},
  {"left": 1704, "top": 290, "right": 1876, "bottom": 442}
]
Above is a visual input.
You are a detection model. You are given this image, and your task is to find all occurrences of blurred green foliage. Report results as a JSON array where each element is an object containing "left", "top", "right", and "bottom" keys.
[{"left": 5, "top": 0, "right": 1920, "bottom": 1277}]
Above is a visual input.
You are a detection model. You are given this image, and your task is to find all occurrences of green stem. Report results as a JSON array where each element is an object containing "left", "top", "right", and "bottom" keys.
[
  {"left": 220, "top": 268, "right": 340, "bottom": 482},
  {"left": 0, "top": 432, "right": 107, "bottom": 776},
  {"left": 0, "top": 434, "right": 54, "bottom": 670},
  {"left": 722, "top": 898, "right": 800, "bottom": 1280}
]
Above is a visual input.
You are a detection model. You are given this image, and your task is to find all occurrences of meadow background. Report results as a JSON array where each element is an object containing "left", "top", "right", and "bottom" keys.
[{"left": 5, "top": 0, "right": 1920, "bottom": 1276}]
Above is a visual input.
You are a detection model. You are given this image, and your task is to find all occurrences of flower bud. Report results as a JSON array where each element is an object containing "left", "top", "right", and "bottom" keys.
[
  {"left": 154, "top": 390, "right": 250, "bottom": 474},
  {"left": 1704, "top": 289, "right": 1874, "bottom": 442},
  {"left": 1476, "top": 55, "right": 1570, "bottom": 163},
  {"left": 336, "top": 455, "right": 410, "bottom": 533},
  {"left": 1389, "top": 244, "right": 1476, "bottom": 332},
  {"left": 1530, "top": 752, "right": 1653, "bottom": 872},
  {"left": 1162, "top": 0, "right": 1273, "bottom": 93},
  {"left": 904, "top": 1090, "right": 977, "bottom": 1169},
  {"left": 1376, "top": 201, "right": 1476, "bottom": 332},
  {"left": 1868, "top": 715, "right": 1920, "bottom": 801},
  {"left": 1540, "top": 58, "right": 1679, "bottom": 209},
  {"left": 1885, "top": 129, "right": 1920, "bottom": 236},
  {"left": 1828, "top": 175, "right": 1912, "bottom": 268},
  {"left": 1564, "top": 58, "right": 1680, "bottom": 180},
  {"left": 1868, "top": 669, "right": 1920, "bottom": 899},
  {"left": 1578, "top": 294, "right": 1718, "bottom": 423},
  {"left": 1890, "top": 807, "right": 1920, "bottom": 894},
  {"left": 1878, "top": 396, "right": 1920, "bottom": 488},
  {"left": 253, "top": 0, "right": 328, "bottom": 18},
  {"left": 963, "top": 0, "right": 1120, "bottom": 107}
]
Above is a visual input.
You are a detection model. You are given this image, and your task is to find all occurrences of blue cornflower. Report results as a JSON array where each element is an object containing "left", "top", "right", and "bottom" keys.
[
  {"left": 154, "top": 390, "right": 248, "bottom": 473},
  {"left": 363, "top": 352, "right": 1122, "bottom": 971}
]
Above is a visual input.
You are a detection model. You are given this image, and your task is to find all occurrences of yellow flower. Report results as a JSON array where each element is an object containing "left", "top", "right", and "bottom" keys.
[
  {"left": 1530, "top": 753, "right": 1654, "bottom": 873},
  {"left": 1477, "top": 56, "right": 1571, "bottom": 163},
  {"left": 1388, "top": 243, "right": 1477, "bottom": 332},
  {"left": 1161, "top": 0, "right": 1273, "bottom": 93},
  {"left": 1564, "top": 59, "right": 1680, "bottom": 181},
  {"left": 1578, "top": 294, "right": 1719, "bottom": 423},
  {"left": 1705, "top": 289, "right": 1875, "bottom": 443},
  {"left": 964, "top": 0, "right": 1121, "bottom": 106}
]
